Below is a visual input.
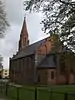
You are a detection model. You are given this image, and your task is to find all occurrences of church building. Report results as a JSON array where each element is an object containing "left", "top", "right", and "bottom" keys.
[{"left": 9, "top": 18, "right": 75, "bottom": 85}]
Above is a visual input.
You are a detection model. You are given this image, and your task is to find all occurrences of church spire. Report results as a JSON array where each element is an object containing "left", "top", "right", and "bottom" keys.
[
  {"left": 19, "top": 17, "right": 29, "bottom": 51},
  {"left": 21, "top": 17, "right": 28, "bottom": 37}
]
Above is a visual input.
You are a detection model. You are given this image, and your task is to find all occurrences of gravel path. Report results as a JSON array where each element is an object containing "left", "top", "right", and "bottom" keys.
[
  {"left": 0, "top": 98, "right": 7, "bottom": 100},
  {"left": 0, "top": 95, "right": 7, "bottom": 100}
]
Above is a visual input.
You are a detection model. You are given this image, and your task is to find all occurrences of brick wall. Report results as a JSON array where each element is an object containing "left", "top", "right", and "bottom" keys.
[
  {"left": 38, "top": 69, "right": 48, "bottom": 85},
  {"left": 69, "top": 73, "right": 75, "bottom": 84},
  {"left": 36, "top": 38, "right": 52, "bottom": 55},
  {"left": 47, "top": 69, "right": 57, "bottom": 85},
  {"left": 38, "top": 68, "right": 57, "bottom": 85},
  {"left": 57, "top": 75, "right": 66, "bottom": 84}
]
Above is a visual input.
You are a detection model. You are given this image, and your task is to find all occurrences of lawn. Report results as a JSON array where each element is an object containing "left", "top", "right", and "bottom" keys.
[
  {"left": 37, "top": 85, "right": 75, "bottom": 100},
  {"left": 6, "top": 85, "right": 75, "bottom": 100},
  {"left": 1, "top": 84, "right": 75, "bottom": 100}
]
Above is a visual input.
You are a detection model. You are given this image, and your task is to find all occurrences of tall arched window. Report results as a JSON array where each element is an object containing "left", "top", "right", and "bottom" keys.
[{"left": 51, "top": 71, "right": 54, "bottom": 79}]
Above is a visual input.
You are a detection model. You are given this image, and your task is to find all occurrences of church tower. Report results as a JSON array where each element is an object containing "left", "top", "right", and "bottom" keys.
[{"left": 19, "top": 17, "right": 29, "bottom": 51}]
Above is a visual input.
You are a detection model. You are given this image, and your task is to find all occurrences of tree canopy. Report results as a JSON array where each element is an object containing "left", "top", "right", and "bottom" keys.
[
  {"left": 0, "top": 55, "right": 3, "bottom": 70},
  {"left": 0, "top": 1, "right": 9, "bottom": 69},
  {"left": 24, "top": 0, "right": 75, "bottom": 51},
  {"left": 0, "top": 1, "right": 9, "bottom": 38}
]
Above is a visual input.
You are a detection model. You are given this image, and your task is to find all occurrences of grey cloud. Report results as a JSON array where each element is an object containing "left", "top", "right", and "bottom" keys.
[
  {"left": 0, "top": 24, "right": 21, "bottom": 57},
  {"left": 4, "top": 0, "right": 24, "bottom": 24},
  {"left": 26, "top": 13, "right": 45, "bottom": 43},
  {"left": 0, "top": 0, "right": 49, "bottom": 68}
]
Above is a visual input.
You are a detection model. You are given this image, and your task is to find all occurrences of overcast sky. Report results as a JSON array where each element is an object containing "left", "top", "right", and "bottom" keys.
[{"left": 0, "top": 0, "right": 49, "bottom": 69}]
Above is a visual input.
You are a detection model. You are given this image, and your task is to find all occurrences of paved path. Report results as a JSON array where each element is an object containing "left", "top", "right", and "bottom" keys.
[
  {"left": 0, "top": 97, "right": 10, "bottom": 100},
  {"left": 0, "top": 98, "right": 7, "bottom": 100},
  {"left": 0, "top": 97, "right": 7, "bottom": 100},
  {"left": 0, "top": 95, "right": 7, "bottom": 100}
]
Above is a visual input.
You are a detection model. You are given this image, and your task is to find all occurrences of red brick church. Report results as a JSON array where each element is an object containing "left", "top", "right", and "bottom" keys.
[{"left": 9, "top": 18, "right": 75, "bottom": 85}]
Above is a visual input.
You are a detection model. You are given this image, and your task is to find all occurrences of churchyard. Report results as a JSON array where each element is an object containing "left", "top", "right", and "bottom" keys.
[{"left": 0, "top": 81, "right": 75, "bottom": 100}]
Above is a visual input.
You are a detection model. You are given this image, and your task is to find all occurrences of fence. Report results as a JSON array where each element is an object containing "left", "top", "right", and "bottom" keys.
[{"left": 0, "top": 81, "right": 75, "bottom": 100}]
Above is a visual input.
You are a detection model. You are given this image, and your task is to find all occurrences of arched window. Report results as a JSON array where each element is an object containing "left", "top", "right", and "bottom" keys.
[
  {"left": 38, "top": 74, "right": 40, "bottom": 82},
  {"left": 51, "top": 71, "right": 54, "bottom": 79}
]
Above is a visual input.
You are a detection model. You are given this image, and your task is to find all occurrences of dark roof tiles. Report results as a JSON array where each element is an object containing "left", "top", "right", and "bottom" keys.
[
  {"left": 37, "top": 55, "right": 56, "bottom": 68},
  {"left": 12, "top": 38, "right": 46, "bottom": 60}
]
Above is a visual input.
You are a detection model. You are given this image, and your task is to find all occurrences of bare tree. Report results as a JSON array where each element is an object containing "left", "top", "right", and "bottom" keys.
[
  {"left": 0, "top": 0, "right": 9, "bottom": 38},
  {"left": 0, "top": 55, "right": 3, "bottom": 69},
  {"left": 0, "top": 1, "right": 9, "bottom": 70}
]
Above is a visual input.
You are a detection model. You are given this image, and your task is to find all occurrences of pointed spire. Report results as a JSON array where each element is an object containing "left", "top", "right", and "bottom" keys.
[
  {"left": 19, "top": 17, "right": 29, "bottom": 51},
  {"left": 21, "top": 17, "right": 28, "bottom": 37},
  {"left": 24, "top": 12, "right": 26, "bottom": 19}
]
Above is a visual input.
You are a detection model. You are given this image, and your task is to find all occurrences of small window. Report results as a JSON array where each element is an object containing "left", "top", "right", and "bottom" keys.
[
  {"left": 53, "top": 54, "right": 57, "bottom": 65},
  {"left": 5, "top": 70, "right": 7, "bottom": 72},
  {"left": 60, "top": 62, "right": 66, "bottom": 74},
  {"left": 51, "top": 71, "right": 54, "bottom": 79},
  {"left": 28, "top": 57, "right": 31, "bottom": 70},
  {"left": 35, "top": 55, "right": 38, "bottom": 65},
  {"left": 24, "top": 38, "right": 26, "bottom": 43},
  {"left": 38, "top": 75, "right": 40, "bottom": 82},
  {"left": 5, "top": 73, "right": 7, "bottom": 75}
]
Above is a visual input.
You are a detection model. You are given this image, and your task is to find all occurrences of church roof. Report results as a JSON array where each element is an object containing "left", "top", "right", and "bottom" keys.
[
  {"left": 12, "top": 38, "right": 47, "bottom": 60},
  {"left": 12, "top": 36, "right": 72, "bottom": 60},
  {"left": 37, "top": 54, "right": 56, "bottom": 68}
]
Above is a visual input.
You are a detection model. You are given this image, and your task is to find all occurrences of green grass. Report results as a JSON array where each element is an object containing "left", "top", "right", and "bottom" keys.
[
  {"left": 1, "top": 85, "right": 75, "bottom": 100},
  {"left": 7, "top": 85, "right": 17, "bottom": 99},
  {"left": 19, "top": 87, "right": 35, "bottom": 100}
]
